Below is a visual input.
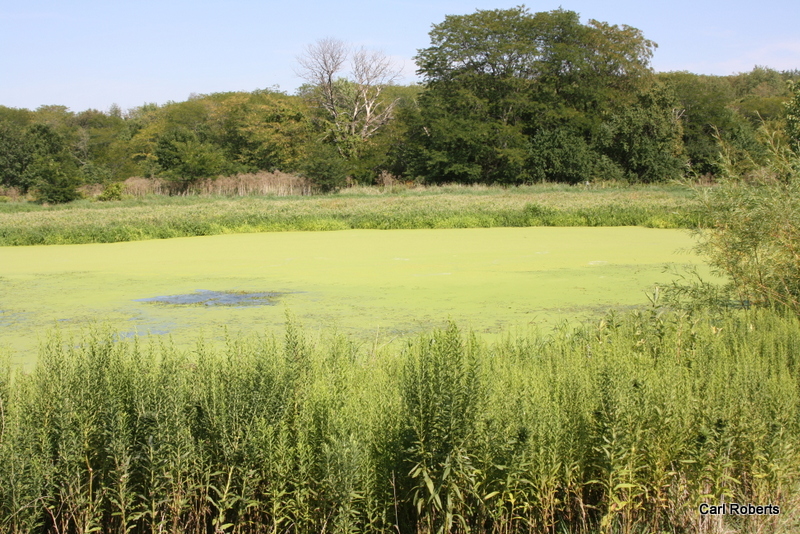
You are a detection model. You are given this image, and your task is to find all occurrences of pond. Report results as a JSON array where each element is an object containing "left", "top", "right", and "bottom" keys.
[{"left": 0, "top": 227, "right": 710, "bottom": 366}]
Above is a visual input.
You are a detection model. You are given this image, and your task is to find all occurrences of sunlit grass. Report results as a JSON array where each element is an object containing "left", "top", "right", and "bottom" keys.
[
  {"left": 0, "top": 184, "right": 700, "bottom": 246},
  {"left": 1, "top": 309, "right": 797, "bottom": 533}
]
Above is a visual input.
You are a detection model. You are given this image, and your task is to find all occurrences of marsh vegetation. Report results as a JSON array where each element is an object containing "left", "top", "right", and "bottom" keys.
[
  {"left": 1, "top": 310, "right": 799, "bottom": 534},
  {"left": 1, "top": 5, "right": 800, "bottom": 533},
  {"left": 0, "top": 183, "right": 698, "bottom": 246}
]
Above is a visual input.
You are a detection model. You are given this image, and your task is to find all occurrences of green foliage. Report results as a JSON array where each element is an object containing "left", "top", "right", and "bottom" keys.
[
  {"left": 154, "top": 127, "right": 234, "bottom": 183},
  {"left": 660, "top": 72, "right": 741, "bottom": 175},
  {"left": 730, "top": 66, "right": 795, "bottom": 123},
  {"left": 125, "top": 91, "right": 311, "bottom": 184},
  {"left": 401, "top": 324, "right": 483, "bottom": 532},
  {"left": 402, "top": 6, "right": 681, "bottom": 184},
  {"left": 597, "top": 83, "right": 686, "bottom": 182},
  {"left": 97, "top": 181, "right": 125, "bottom": 201},
  {"left": 0, "top": 184, "right": 697, "bottom": 245},
  {"left": 9, "top": 124, "right": 82, "bottom": 203},
  {"left": 660, "top": 68, "right": 800, "bottom": 177},
  {"left": 400, "top": 85, "right": 531, "bottom": 184},
  {"left": 206, "top": 90, "right": 310, "bottom": 171},
  {"left": 78, "top": 161, "right": 113, "bottom": 183},
  {"left": 527, "top": 129, "right": 597, "bottom": 184},
  {"left": 786, "top": 80, "right": 800, "bottom": 154},
  {"left": 0, "top": 119, "right": 85, "bottom": 201},
  {"left": 4, "top": 66, "right": 796, "bottom": 191},
  {"left": 0, "top": 120, "right": 34, "bottom": 191},
  {"left": 30, "top": 155, "right": 83, "bottom": 204},
  {"left": 694, "top": 122, "right": 800, "bottom": 314},
  {"left": 0, "top": 105, "right": 34, "bottom": 127},
  {"left": 1, "top": 311, "right": 798, "bottom": 533},
  {"left": 297, "top": 142, "right": 349, "bottom": 192},
  {"left": 70, "top": 108, "right": 133, "bottom": 179}
]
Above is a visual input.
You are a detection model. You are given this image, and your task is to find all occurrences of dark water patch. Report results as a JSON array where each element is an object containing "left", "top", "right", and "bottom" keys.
[
  {"left": 136, "top": 290, "right": 282, "bottom": 307},
  {"left": 0, "top": 310, "right": 25, "bottom": 327}
]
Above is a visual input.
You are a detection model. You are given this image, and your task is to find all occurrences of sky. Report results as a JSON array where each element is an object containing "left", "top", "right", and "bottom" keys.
[{"left": 1, "top": 0, "right": 798, "bottom": 113}]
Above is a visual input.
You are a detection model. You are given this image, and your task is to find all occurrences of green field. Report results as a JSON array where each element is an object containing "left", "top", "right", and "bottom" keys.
[
  {"left": 0, "top": 184, "right": 699, "bottom": 246},
  {"left": 0, "top": 226, "right": 706, "bottom": 366}
]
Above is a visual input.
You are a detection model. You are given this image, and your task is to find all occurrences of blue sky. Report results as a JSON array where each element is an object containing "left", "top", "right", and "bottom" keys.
[{"left": 1, "top": 0, "right": 798, "bottom": 112}]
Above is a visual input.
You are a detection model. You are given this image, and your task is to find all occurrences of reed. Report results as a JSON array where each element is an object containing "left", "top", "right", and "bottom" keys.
[
  {"left": 120, "top": 172, "right": 314, "bottom": 198},
  {"left": 0, "top": 308, "right": 797, "bottom": 533},
  {"left": 0, "top": 184, "right": 700, "bottom": 246}
]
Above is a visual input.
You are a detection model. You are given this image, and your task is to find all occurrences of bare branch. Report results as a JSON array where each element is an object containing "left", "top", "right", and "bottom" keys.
[
  {"left": 297, "top": 39, "right": 404, "bottom": 157},
  {"left": 351, "top": 47, "right": 402, "bottom": 89},
  {"left": 296, "top": 38, "right": 348, "bottom": 118},
  {"left": 351, "top": 48, "right": 403, "bottom": 139},
  {"left": 296, "top": 37, "right": 348, "bottom": 87}
]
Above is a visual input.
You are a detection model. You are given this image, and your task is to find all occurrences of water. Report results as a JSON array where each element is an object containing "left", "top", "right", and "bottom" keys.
[{"left": 136, "top": 290, "right": 282, "bottom": 307}]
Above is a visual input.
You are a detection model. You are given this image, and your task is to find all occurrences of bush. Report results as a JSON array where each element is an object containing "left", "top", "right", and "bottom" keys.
[
  {"left": 97, "top": 181, "right": 124, "bottom": 201},
  {"left": 527, "top": 129, "right": 597, "bottom": 184},
  {"left": 1, "top": 314, "right": 798, "bottom": 533},
  {"left": 694, "top": 122, "right": 800, "bottom": 313},
  {"left": 155, "top": 128, "right": 237, "bottom": 185},
  {"left": 786, "top": 80, "right": 800, "bottom": 153}
]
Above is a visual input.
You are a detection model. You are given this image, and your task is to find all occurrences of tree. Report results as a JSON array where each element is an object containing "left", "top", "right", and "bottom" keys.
[
  {"left": 596, "top": 82, "right": 686, "bottom": 182},
  {"left": 415, "top": 7, "right": 654, "bottom": 109},
  {"left": 29, "top": 154, "right": 83, "bottom": 203},
  {"left": 70, "top": 108, "right": 129, "bottom": 182},
  {"left": 398, "top": 88, "right": 531, "bottom": 183},
  {"left": 657, "top": 68, "right": 800, "bottom": 177},
  {"left": 684, "top": 81, "right": 800, "bottom": 312},
  {"left": 0, "top": 121, "right": 82, "bottom": 201},
  {"left": 402, "top": 7, "right": 671, "bottom": 184},
  {"left": 297, "top": 38, "right": 403, "bottom": 159},
  {"left": 297, "top": 142, "right": 348, "bottom": 192},
  {"left": 0, "top": 121, "right": 34, "bottom": 191},
  {"left": 154, "top": 128, "right": 233, "bottom": 183},
  {"left": 205, "top": 90, "right": 311, "bottom": 172}
]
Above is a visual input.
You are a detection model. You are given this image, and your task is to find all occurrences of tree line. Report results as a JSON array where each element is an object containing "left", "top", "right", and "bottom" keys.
[{"left": 1, "top": 6, "right": 799, "bottom": 202}]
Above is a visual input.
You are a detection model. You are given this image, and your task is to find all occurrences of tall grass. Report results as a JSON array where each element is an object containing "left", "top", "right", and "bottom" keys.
[
  {"left": 119, "top": 172, "right": 314, "bottom": 198},
  {"left": 0, "top": 185, "right": 700, "bottom": 246},
  {"left": 1, "top": 309, "right": 798, "bottom": 533}
]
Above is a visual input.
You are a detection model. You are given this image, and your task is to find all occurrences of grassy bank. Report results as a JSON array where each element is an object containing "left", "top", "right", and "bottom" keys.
[
  {"left": 0, "top": 184, "right": 700, "bottom": 246},
  {"left": 1, "top": 309, "right": 798, "bottom": 533}
]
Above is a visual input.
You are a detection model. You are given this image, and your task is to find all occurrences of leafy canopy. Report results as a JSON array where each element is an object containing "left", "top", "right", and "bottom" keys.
[
  {"left": 416, "top": 7, "right": 654, "bottom": 96},
  {"left": 401, "top": 6, "right": 681, "bottom": 184}
]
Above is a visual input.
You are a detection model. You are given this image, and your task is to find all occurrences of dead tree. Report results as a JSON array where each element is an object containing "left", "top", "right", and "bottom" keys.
[{"left": 296, "top": 38, "right": 402, "bottom": 157}]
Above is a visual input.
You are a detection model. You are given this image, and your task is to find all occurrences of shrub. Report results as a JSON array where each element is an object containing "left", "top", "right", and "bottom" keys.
[
  {"left": 693, "top": 122, "right": 800, "bottom": 313},
  {"left": 1, "top": 313, "right": 798, "bottom": 533},
  {"left": 786, "top": 80, "right": 800, "bottom": 154},
  {"left": 97, "top": 182, "right": 124, "bottom": 201}
]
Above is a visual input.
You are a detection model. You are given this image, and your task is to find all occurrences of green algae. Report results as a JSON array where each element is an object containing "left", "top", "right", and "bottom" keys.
[{"left": 0, "top": 227, "right": 709, "bottom": 366}]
